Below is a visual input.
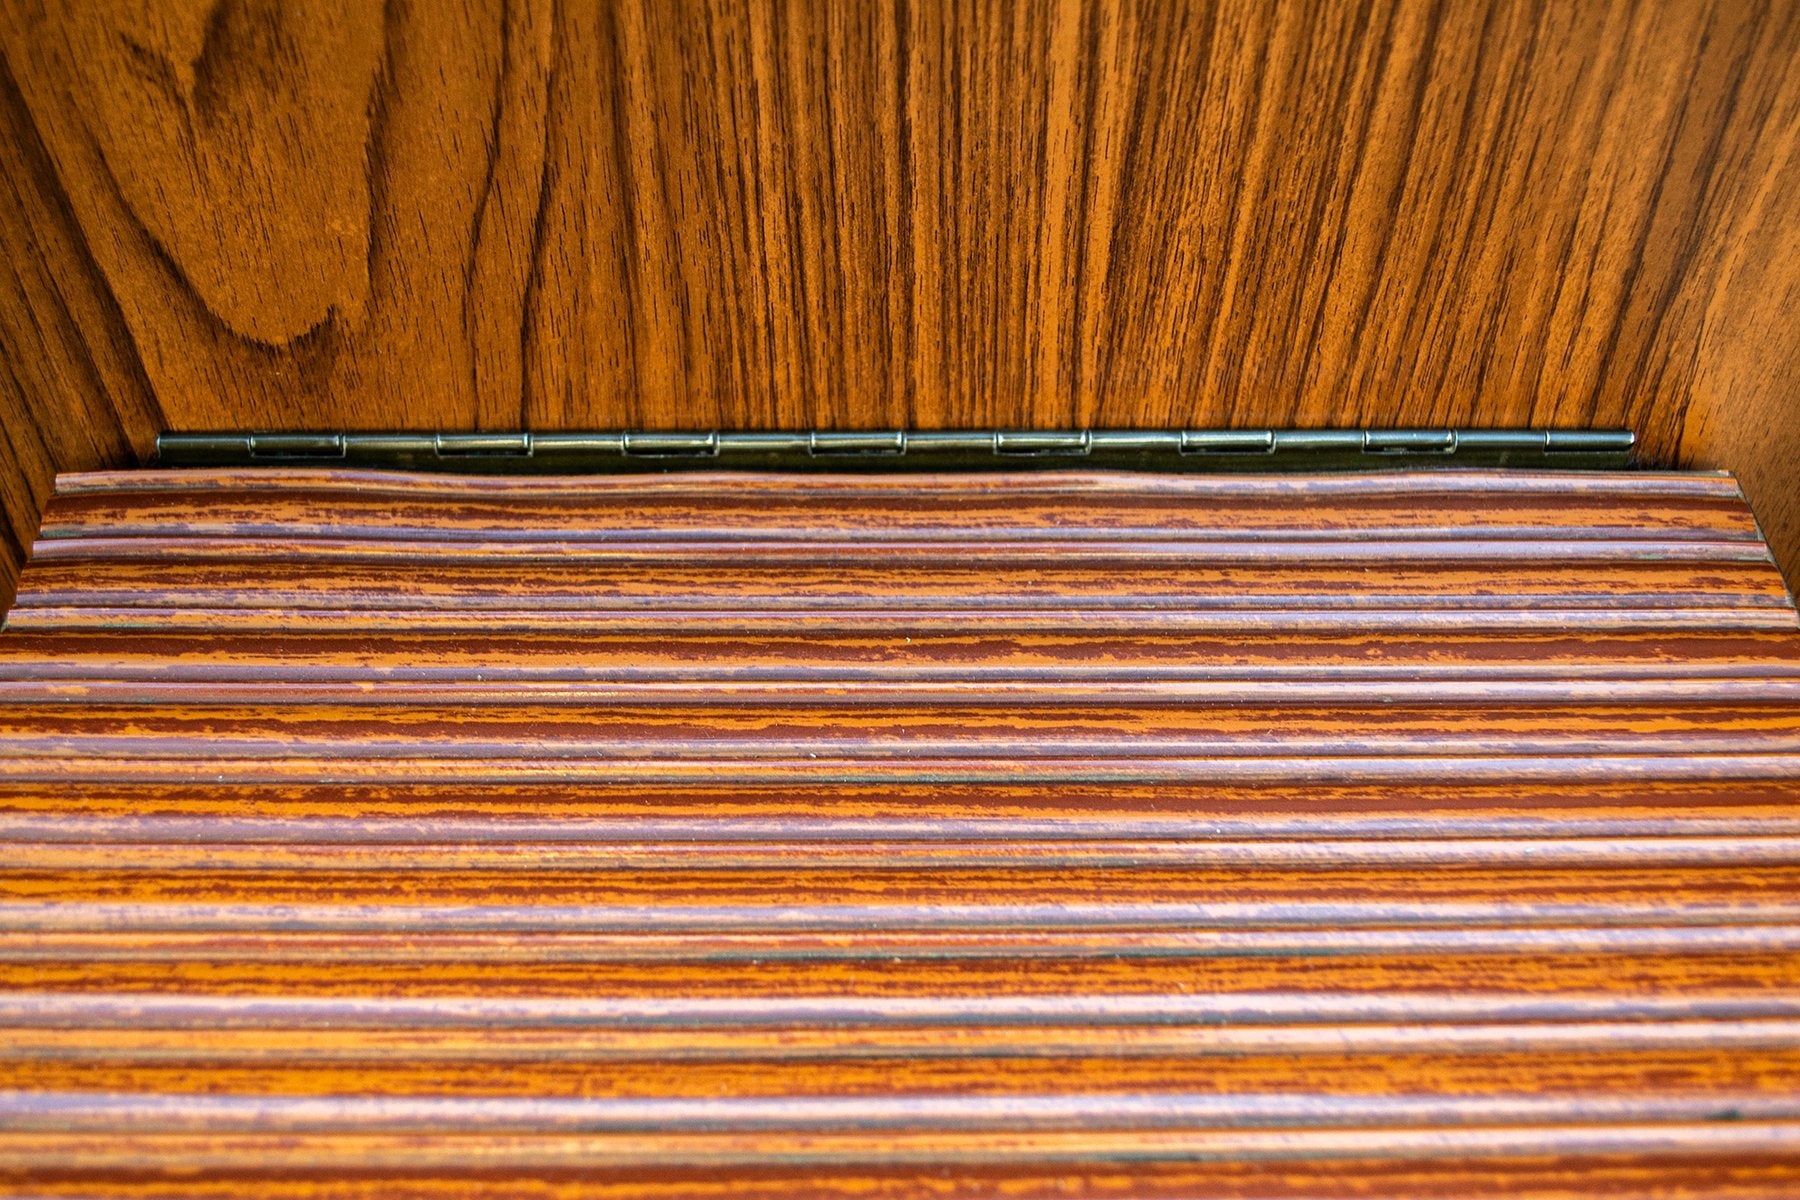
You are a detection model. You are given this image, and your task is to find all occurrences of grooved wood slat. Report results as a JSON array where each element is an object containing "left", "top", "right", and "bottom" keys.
[
  {"left": 0, "top": 465, "right": 1797, "bottom": 1195},
  {"left": 3, "top": 0, "right": 1800, "bottom": 612}
]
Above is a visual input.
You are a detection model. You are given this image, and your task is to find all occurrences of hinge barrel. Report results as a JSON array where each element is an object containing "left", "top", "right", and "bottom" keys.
[{"left": 157, "top": 428, "right": 1637, "bottom": 473}]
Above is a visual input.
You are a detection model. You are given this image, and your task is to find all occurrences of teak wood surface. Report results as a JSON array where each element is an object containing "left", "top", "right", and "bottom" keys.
[
  {"left": 2, "top": 0, "right": 1800, "bottom": 611},
  {"left": 0, "top": 465, "right": 1796, "bottom": 1194}
]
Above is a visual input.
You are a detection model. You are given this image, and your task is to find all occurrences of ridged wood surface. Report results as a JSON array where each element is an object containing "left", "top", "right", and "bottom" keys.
[
  {"left": 0, "top": 466, "right": 1796, "bottom": 1195},
  {"left": 3, "top": 0, "right": 1800, "bottom": 612}
]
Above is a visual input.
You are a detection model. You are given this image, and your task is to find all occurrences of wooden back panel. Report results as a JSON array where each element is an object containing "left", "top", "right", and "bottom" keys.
[{"left": 2, "top": 0, "right": 1798, "bottom": 606}]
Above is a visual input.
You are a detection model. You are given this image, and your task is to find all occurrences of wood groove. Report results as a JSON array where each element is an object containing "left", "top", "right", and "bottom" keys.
[
  {"left": 5, "top": 0, "right": 1800, "bottom": 618},
  {"left": 0, "top": 466, "right": 1798, "bottom": 1194}
]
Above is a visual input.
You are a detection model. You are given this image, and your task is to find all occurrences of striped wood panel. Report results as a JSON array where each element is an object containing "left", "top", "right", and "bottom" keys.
[{"left": 0, "top": 467, "right": 1798, "bottom": 1196}]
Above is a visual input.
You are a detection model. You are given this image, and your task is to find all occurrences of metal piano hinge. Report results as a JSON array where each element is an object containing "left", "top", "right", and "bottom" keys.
[{"left": 158, "top": 428, "right": 1637, "bottom": 473}]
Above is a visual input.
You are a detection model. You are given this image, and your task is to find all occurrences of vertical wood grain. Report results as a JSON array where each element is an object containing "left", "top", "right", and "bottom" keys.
[
  {"left": 1679, "top": 40, "right": 1800, "bottom": 600},
  {"left": 1, "top": 0, "right": 1798, "bottom": 598}
]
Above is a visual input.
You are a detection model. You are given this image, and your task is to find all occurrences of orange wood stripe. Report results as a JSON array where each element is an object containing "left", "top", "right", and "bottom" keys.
[
  {"left": 4, "top": 778, "right": 1796, "bottom": 823},
  {"left": 8, "top": 951, "right": 1793, "bottom": 1000},
  {"left": 10, "top": 835, "right": 1800, "bottom": 871},
  {"left": 13, "top": 605, "right": 1797, "bottom": 634},
  {"left": 33, "top": 498, "right": 1773, "bottom": 540},
  {"left": 4, "top": 1160, "right": 1800, "bottom": 1199},
  {"left": 46, "top": 467, "right": 1755, "bottom": 501},
  {"left": 18, "top": 571, "right": 1789, "bottom": 634},
  {"left": 3, "top": 629, "right": 1800, "bottom": 678},
  {"left": 3, "top": 1122, "right": 1797, "bottom": 1173},
  {"left": 10, "top": 1020, "right": 1800, "bottom": 1064}
]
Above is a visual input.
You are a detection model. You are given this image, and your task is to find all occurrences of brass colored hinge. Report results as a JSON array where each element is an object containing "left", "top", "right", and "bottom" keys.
[{"left": 156, "top": 429, "right": 1635, "bottom": 473}]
